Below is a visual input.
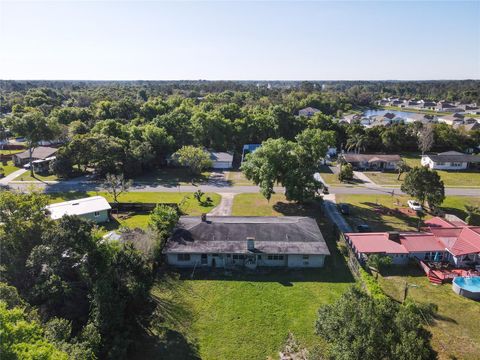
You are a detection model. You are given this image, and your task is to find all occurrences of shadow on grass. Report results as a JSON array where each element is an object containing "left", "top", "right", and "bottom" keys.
[
  {"left": 130, "top": 330, "right": 200, "bottom": 360},
  {"left": 273, "top": 201, "right": 320, "bottom": 217},
  {"left": 344, "top": 202, "right": 420, "bottom": 232}
]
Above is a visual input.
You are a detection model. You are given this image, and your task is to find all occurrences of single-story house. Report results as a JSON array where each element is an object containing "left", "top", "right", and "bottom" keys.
[
  {"left": 438, "top": 113, "right": 465, "bottom": 125},
  {"left": 13, "top": 146, "right": 58, "bottom": 167},
  {"left": 31, "top": 156, "right": 56, "bottom": 173},
  {"left": 421, "top": 151, "right": 480, "bottom": 170},
  {"left": 298, "top": 107, "right": 320, "bottom": 117},
  {"left": 209, "top": 151, "right": 233, "bottom": 169},
  {"left": 164, "top": 216, "right": 330, "bottom": 269},
  {"left": 452, "top": 121, "right": 480, "bottom": 132},
  {"left": 341, "top": 153, "right": 402, "bottom": 170},
  {"left": 405, "top": 113, "right": 435, "bottom": 124},
  {"left": 345, "top": 217, "right": 480, "bottom": 267},
  {"left": 45, "top": 196, "right": 111, "bottom": 223},
  {"left": 241, "top": 144, "right": 261, "bottom": 162}
]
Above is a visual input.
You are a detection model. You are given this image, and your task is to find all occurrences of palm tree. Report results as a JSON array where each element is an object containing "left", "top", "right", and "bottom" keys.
[
  {"left": 464, "top": 205, "right": 480, "bottom": 225},
  {"left": 395, "top": 160, "right": 411, "bottom": 180},
  {"left": 346, "top": 134, "right": 368, "bottom": 154}
]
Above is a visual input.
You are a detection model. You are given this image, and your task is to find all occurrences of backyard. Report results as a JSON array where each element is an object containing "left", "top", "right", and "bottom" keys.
[{"left": 378, "top": 266, "right": 480, "bottom": 360}]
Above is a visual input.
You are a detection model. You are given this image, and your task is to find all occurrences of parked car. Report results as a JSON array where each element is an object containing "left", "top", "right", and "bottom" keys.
[
  {"left": 356, "top": 224, "right": 370, "bottom": 232},
  {"left": 339, "top": 204, "right": 350, "bottom": 215},
  {"left": 407, "top": 200, "right": 422, "bottom": 211}
]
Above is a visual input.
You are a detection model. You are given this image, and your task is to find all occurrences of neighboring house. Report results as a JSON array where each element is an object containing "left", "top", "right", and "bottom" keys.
[
  {"left": 12, "top": 146, "right": 58, "bottom": 167},
  {"left": 164, "top": 216, "right": 330, "bottom": 269},
  {"left": 241, "top": 144, "right": 261, "bottom": 162},
  {"left": 421, "top": 151, "right": 480, "bottom": 170},
  {"left": 341, "top": 153, "right": 402, "bottom": 170},
  {"left": 340, "top": 114, "right": 361, "bottom": 124},
  {"left": 32, "top": 156, "right": 56, "bottom": 173},
  {"left": 344, "top": 217, "right": 480, "bottom": 267},
  {"left": 298, "top": 107, "right": 320, "bottom": 117},
  {"left": 405, "top": 113, "right": 435, "bottom": 124},
  {"left": 453, "top": 121, "right": 480, "bottom": 132},
  {"left": 438, "top": 113, "right": 465, "bottom": 125},
  {"left": 209, "top": 151, "right": 233, "bottom": 169},
  {"left": 45, "top": 196, "right": 111, "bottom": 223}
]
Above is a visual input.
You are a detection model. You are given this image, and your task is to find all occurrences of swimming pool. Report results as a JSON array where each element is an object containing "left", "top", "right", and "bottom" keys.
[{"left": 452, "top": 277, "right": 480, "bottom": 301}]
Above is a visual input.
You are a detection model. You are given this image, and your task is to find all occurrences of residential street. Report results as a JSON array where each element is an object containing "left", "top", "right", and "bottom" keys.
[{"left": 7, "top": 180, "right": 480, "bottom": 196}]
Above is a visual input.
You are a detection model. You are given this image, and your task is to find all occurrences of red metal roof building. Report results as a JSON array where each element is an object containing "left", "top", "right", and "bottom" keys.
[{"left": 344, "top": 217, "right": 480, "bottom": 267}]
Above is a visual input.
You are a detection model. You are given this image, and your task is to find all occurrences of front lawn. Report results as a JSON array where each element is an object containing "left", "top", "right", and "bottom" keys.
[
  {"left": 0, "top": 160, "right": 21, "bottom": 176},
  {"left": 134, "top": 168, "right": 211, "bottom": 185},
  {"left": 378, "top": 266, "right": 480, "bottom": 360},
  {"left": 14, "top": 171, "right": 58, "bottom": 182},
  {"left": 224, "top": 170, "right": 254, "bottom": 186},
  {"left": 317, "top": 165, "right": 344, "bottom": 186},
  {"left": 232, "top": 193, "right": 320, "bottom": 217},
  {"left": 336, "top": 194, "right": 480, "bottom": 230}
]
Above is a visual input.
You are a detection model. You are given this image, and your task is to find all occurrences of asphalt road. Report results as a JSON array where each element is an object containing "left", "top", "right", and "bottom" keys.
[{"left": 7, "top": 180, "right": 480, "bottom": 196}]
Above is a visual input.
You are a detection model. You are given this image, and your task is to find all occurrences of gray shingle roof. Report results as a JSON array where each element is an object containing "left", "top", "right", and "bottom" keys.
[
  {"left": 209, "top": 151, "right": 233, "bottom": 162},
  {"left": 426, "top": 153, "right": 480, "bottom": 163},
  {"left": 342, "top": 154, "right": 402, "bottom": 163},
  {"left": 164, "top": 216, "right": 330, "bottom": 255},
  {"left": 14, "top": 146, "right": 58, "bottom": 160}
]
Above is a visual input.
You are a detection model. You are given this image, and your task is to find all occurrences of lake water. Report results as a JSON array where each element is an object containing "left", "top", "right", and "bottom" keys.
[{"left": 363, "top": 109, "right": 422, "bottom": 119}]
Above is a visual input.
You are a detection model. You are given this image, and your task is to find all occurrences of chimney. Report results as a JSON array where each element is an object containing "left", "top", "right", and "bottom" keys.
[
  {"left": 247, "top": 237, "right": 255, "bottom": 251},
  {"left": 388, "top": 232, "right": 400, "bottom": 242},
  {"left": 201, "top": 213, "right": 207, "bottom": 222}
]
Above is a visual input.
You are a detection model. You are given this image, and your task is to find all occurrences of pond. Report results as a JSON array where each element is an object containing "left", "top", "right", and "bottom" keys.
[{"left": 363, "top": 109, "right": 424, "bottom": 119}]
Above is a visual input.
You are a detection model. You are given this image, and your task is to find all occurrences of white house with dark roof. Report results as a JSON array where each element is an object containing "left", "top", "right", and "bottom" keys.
[
  {"left": 421, "top": 151, "right": 480, "bottom": 170},
  {"left": 12, "top": 146, "right": 58, "bottom": 167},
  {"left": 163, "top": 216, "right": 330, "bottom": 269},
  {"left": 341, "top": 153, "right": 402, "bottom": 170}
]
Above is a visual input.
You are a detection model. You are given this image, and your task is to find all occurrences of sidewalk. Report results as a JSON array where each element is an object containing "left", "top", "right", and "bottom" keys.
[
  {"left": 322, "top": 194, "right": 353, "bottom": 233},
  {"left": 353, "top": 171, "right": 378, "bottom": 188},
  {"left": 0, "top": 168, "right": 27, "bottom": 186}
]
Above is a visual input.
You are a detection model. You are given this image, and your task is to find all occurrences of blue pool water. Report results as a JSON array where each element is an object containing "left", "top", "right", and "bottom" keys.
[{"left": 453, "top": 276, "right": 480, "bottom": 292}]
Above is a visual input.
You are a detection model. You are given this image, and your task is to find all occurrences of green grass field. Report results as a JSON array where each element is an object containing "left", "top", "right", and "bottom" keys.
[
  {"left": 232, "top": 193, "right": 320, "bottom": 217},
  {"left": 14, "top": 171, "right": 59, "bottom": 182},
  {"left": 380, "top": 105, "right": 447, "bottom": 116},
  {"left": 224, "top": 170, "right": 254, "bottom": 186},
  {"left": 134, "top": 168, "right": 211, "bottom": 185},
  {"left": 0, "top": 160, "right": 21, "bottom": 176},
  {"left": 317, "top": 165, "right": 344, "bottom": 186},
  {"left": 378, "top": 266, "right": 480, "bottom": 360}
]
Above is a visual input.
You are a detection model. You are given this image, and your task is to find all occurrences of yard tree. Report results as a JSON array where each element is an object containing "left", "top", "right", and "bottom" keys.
[
  {"left": 173, "top": 145, "right": 212, "bottom": 175},
  {"left": 0, "top": 301, "right": 68, "bottom": 360},
  {"left": 102, "top": 173, "right": 133, "bottom": 203},
  {"left": 395, "top": 160, "right": 411, "bottom": 180},
  {"left": 149, "top": 204, "right": 180, "bottom": 254},
  {"left": 338, "top": 163, "right": 354, "bottom": 182},
  {"left": 401, "top": 167, "right": 445, "bottom": 209},
  {"left": 418, "top": 123, "right": 434, "bottom": 154},
  {"left": 315, "top": 287, "right": 437, "bottom": 360},
  {"left": 346, "top": 133, "right": 368, "bottom": 154},
  {"left": 464, "top": 205, "right": 480, "bottom": 225},
  {"left": 7, "top": 111, "right": 60, "bottom": 176}
]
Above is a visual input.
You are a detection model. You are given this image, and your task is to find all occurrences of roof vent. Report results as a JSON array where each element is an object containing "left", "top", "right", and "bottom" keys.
[
  {"left": 247, "top": 237, "right": 255, "bottom": 251},
  {"left": 388, "top": 232, "right": 400, "bottom": 242}
]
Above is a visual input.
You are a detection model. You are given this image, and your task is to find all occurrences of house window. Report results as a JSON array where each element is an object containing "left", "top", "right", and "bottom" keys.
[
  {"left": 451, "top": 162, "right": 462, "bottom": 167},
  {"left": 257, "top": 255, "right": 262, "bottom": 260},
  {"left": 177, "top": 254, "right": 191, "bottom": 262},
  {"left": 302, "top": 255, "right": 309, "bottom": 260},
  {"left": 233, "top": 254, "right": 245, "bottom": 260},
  {"left": 212, "top": 253, "right": 219, "bottom": 257},
  {"left": 94, "top": 211, "right": 100, "bottom": 217},
  {"left": 424, "top": 252, "right": 432, "bottom": 261},
  {"left": 436, "top": 162, "right": 445, "bottom": 166},
  {"left": 267, "top": 255, "right": 285, "bottom": 261}
]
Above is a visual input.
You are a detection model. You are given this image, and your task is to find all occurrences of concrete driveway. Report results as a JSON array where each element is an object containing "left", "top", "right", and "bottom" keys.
[{"left": 208, "top": 193, "right": 236, "bottom": 216}]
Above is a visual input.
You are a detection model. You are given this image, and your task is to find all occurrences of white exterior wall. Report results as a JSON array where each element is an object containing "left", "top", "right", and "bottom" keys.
[
  {"left": 167, "top": 253, "right": 202, "bottom": 267},
  {"left": 211, "top": 161, "right": 233, "bottom": 169},
  {"left": 287, "top": 254, "right": 325, "bottom": 268},
  {"left": 421, "top": 156, "right": 468, "bottom": 170}
]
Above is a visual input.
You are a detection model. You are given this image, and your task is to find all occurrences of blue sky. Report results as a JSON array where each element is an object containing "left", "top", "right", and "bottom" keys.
[{"left": 0, "top": 1, "right": 479, "bottom": 80}]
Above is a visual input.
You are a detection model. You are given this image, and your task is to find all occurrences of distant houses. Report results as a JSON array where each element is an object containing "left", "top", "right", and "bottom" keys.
[
  {"left": 376, "top": 97, "right": 478, "bottom": 114},
  {"left": 163, "top": 216, "right": 330, "bottom": 268},
  {"left": 421, "top": 151, "right": 480, "bottom": 170},
  {"left": 341, "top": 153, "right": 402, "bottom": 171},
  {"left": 45, "top": 196, "right": 111, "bottom": 223},
  {"left": 298, "top": 107, "right": 320, "bottom": 117}
]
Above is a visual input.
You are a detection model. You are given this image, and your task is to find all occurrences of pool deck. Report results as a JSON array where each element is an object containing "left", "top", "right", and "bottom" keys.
[{"left": 419, "top": 260, "right": 480, "bottom": 284}]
